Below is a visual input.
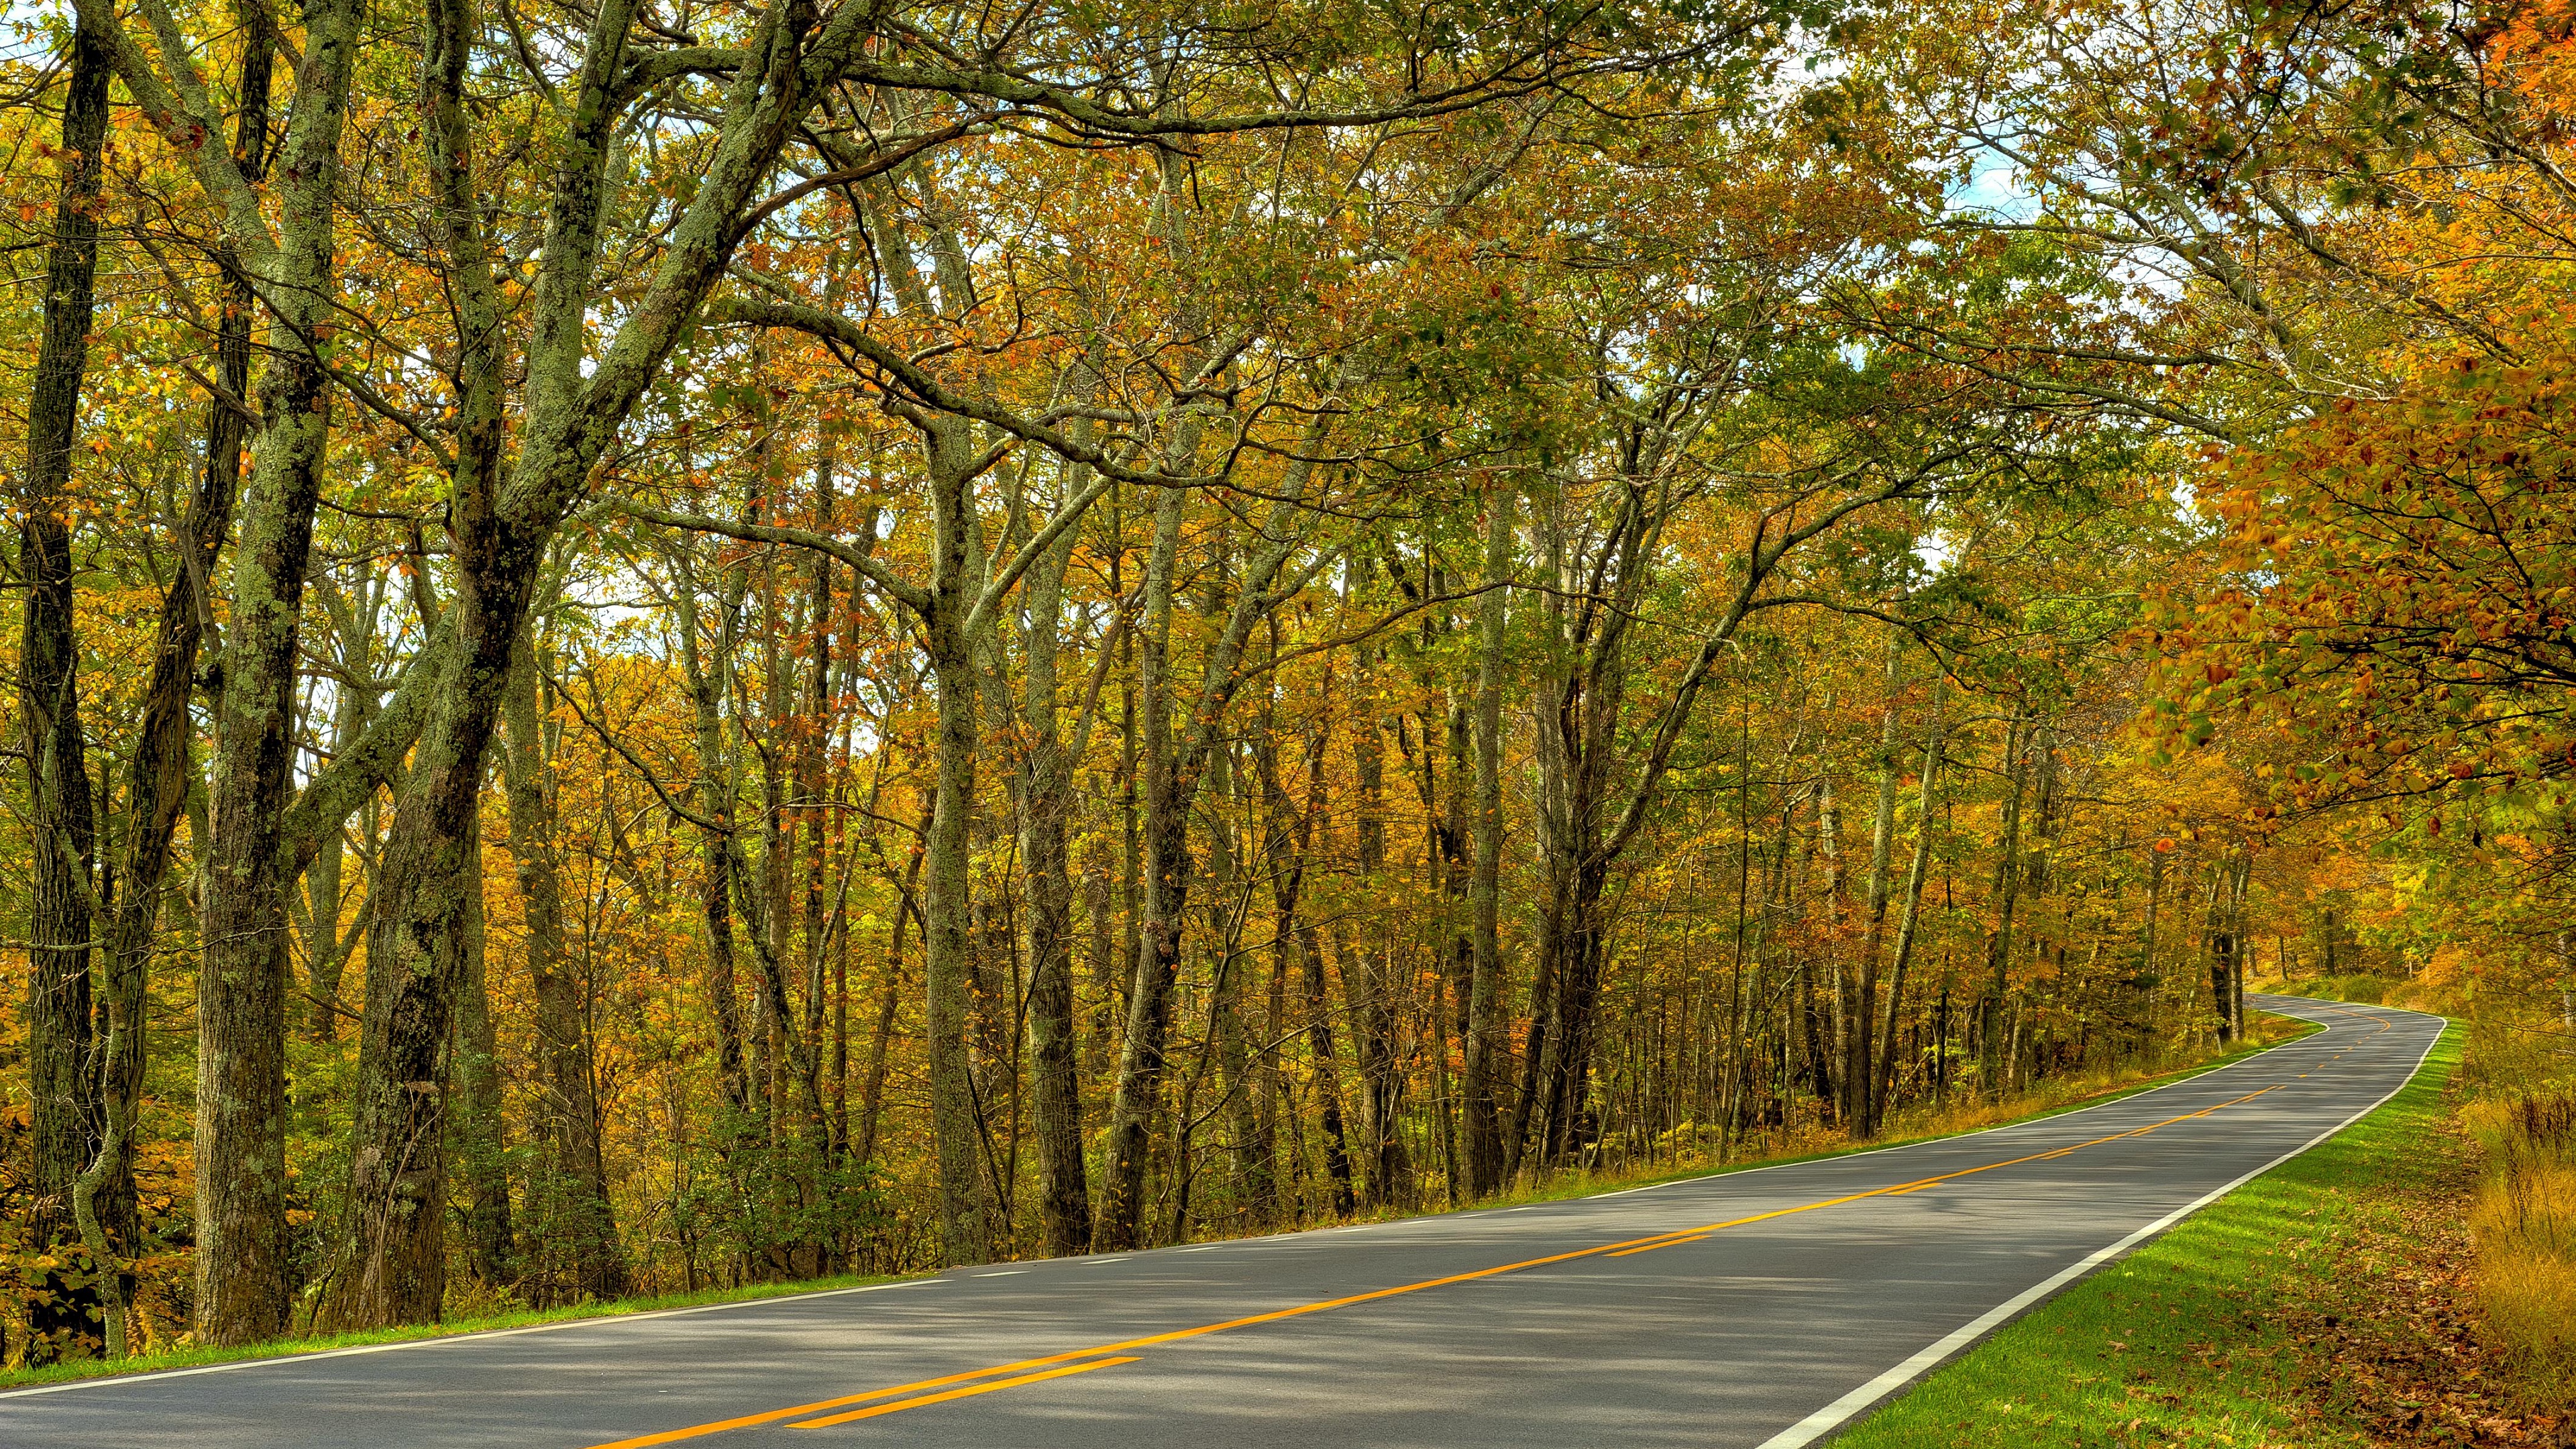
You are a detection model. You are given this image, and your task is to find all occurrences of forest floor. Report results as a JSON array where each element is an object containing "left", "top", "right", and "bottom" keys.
[
  {"left": 0, "top": 1022, "right": 2314, "bottom": 1395},
  {"left": 1832, "top": 1021, "right": 2576, "bottom": 1449}
]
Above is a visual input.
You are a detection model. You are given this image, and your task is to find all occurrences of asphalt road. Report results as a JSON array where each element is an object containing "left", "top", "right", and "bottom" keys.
[{"left": 0, "top": 994, "right": 2442, "bottom": 1449}]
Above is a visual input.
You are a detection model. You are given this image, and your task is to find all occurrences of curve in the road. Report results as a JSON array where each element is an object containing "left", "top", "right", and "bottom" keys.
[{"left": 0, "top": 995, "right": 2443, "bottom": 1449}]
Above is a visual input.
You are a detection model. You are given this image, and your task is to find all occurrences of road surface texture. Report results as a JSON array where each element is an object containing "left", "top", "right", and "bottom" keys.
[{"left": 1, "top": 994, "right": 2440, "bottom": 1449}]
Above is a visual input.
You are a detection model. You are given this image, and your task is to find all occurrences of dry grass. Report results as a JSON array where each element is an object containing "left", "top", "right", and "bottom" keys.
[
  {"left": 2464, "top": 1092, "right": 2576, "bottom": 1411},
  {"left": 2477, "top": 1249, "right": 2576, "bottom": 1409}
]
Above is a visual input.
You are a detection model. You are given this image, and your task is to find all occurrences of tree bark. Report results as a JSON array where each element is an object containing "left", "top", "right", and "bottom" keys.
[
  {"left": 924, "top": 610, "right": 998, "bottom": 1262},
  {"left": 1461, "top": 484, "right": 1515, "bottom": 1196},
  {"left": 17, "top": 0, "right": 114, "bottom": 1360},
  {"left": 1260, "top": 707, "right": 1355, "bottom": 1218},
  {"left": 1848, "top": 635, "right": 1902, "bottom": 1136},
  {"left": 1094, "top": 434, "right": 1325, "bottom": 1247},
  {"left": 1017, "top": 496, "right": 1092, "bottom": 1252},
  {"left": 1873, "top": 672, "right": 1946, "bottom": 1127},
  {"left": 504, "top": 629, "right": 627, "bottom": 1300},
  {"left": 451, "top": 808, "right": 515, "bottom": 1288},
  {"left": 1349, "top": 659, "right": 1411, "bottom": 1208},
  {"left": 676, "top": 557, "right": 755, "bottom": 1118},
  {"left": 96, "top": 14, "right": 276, "bottom": 1350},
  {"left": 333, "top": 0, "right": 844, "bottom": 1324},
  {"left": 1206, "top": 740, "right": 1275, "bottom": 1224},
  {"left": 1978, "top": 718, "right": 2030, "bottom": 1097},
  {"left": 192, "top": 0, "right": 363, "bottom": 1345},
  {"left": 1095, "top": 483, "right": 1190, "bottom": 1251}
]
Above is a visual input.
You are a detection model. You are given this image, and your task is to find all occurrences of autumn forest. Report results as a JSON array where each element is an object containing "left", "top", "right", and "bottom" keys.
[{"left": 2, "top": 0, "right": 2573, "bottom": 1385}]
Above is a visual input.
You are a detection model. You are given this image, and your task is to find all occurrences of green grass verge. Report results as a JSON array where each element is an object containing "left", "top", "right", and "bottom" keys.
[
  {"left": 1, "top": 1019, "right": 2318, "bottom": 1395},
  {"left": 1831, "top": 1020, "right": 2463, "bottom": 1449}
]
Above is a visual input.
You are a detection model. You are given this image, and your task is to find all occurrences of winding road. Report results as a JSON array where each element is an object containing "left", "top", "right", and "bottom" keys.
[{"left": 0, "top": 994, "right": 2442, "bottom": 1449}]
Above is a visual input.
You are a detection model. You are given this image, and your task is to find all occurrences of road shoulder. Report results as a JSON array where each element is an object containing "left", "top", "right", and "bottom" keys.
[
  {"left": 1827, "top": 1022, "right": 2562, "bottom": 1448},
  {"left": 0, "top": 1024, "right": 2312, "bottom": 1397}
]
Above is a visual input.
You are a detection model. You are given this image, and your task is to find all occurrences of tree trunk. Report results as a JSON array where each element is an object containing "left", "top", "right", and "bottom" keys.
[
  {"left": 1849, "top": 635, "right": 1902, "bottom": 1136},
  {"left": 451, "top": 808, "right": 515, "bottom": 1288},
  {"left": 913, "top": 404, "right": 1004, "bottom": 1263},
  {"left": 17, "top": 0, "right": 113, "bottom": 1360},
  {"left": 1813, "top": 777, "right": 1843, "bottom": 1116},
  {"left": 1978, "top": 718, "right": 2030, "bottom": 1097},
  {"left": 330, "top": 0, "right": 836, "bottom": 1325},
  {"left": 2140, "top": 847, "right": 2166, "bottom": 1041},
  {"left": 195, "top": 0, "right": 364, "bottom": 1346},
  {"left": 1018, "top": 515, "right": 1091, "bottom": 1255},
  {"left": 1874, "top": 673, "right": 1947, "bottom": 1128},
  {"left": 1538, "top": 854, "right": 1613, "bottom": 1165},
  {"left": 1261, "top": 712, "right": 1355, "bottom": 1218},
  {"left": 1097, "top": 484, "right": 1190, "bottom": 1252},
  {"left": 2205, "top": 867, "right": 2233, "bottom": 1044},
  {"left": 504, "top": 632, "right": 627, "bottom": 1300},
  {"left": 1349, "top": 666, "right": 1411, "bottom": 1208},
  {"left": 855, "top": 887, "right": 915, "bottom": 1168},
  {"left": 1460, "top": 482, "right": 1513, "bottom": 1197},
  {"left": 1090, "top": 375, "right": 1328, "bottom": 1244},
  {"left": 96, "top": 15, "right": 276, "bottom": 1350}
]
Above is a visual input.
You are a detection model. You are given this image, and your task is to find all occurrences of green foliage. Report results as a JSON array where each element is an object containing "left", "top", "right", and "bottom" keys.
[{"left": 667, "top": 1112, "right": 889, "bottom": 1287}]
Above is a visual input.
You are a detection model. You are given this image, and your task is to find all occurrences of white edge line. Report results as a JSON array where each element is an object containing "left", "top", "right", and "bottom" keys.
[
  {"left": 0, "top": 997, "right": 2423, "bottom": 1409},
  {"left": 1751, "top": 1004, "right": 2448, "bottom": 1449},
  {"left": 0, "top": 1280, "right": 942, "bottom": 1401}
]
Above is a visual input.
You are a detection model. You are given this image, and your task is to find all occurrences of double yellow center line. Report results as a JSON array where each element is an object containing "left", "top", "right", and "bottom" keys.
[
  {"left": 1604, "top": 1084, "right": 2277, "bottom": 1256},
  {"left": 592, "top": 1082, "right": 2286, "bottom": 1446}
]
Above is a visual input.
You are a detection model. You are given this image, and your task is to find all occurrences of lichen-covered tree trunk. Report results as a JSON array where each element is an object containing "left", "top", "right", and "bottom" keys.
[
  {"left": 1205, "top": 742, "right": 1276, "bottom": 1224},
  {"left": 1095, "top": 425, "right": 1324, "bottom": 1246},
  {"left": 193, "top": 0, "right": 362, "bottom": 1347},
  {"left": 675, "top": 557, "right": 754, "bottom": 1119},
  {"left": 1018, "top": 523, "right": 1092, "bottom": 1256},
  {"left": 17, "top": 0, "right": 113, "bottom": 1362},
  {"left": 96, "top": 9, "right": 274, "bottom": 1344},
  {"left": 451, "top": 808, "right": 515, "bottom": 1288},
  {"left": 322, "top": 0, "right": 511, "bottom": 1326},
  {"left": 1526, "top": 484, "right": 1637, "bottom": 1169},
  {"left": 1260, "top": 712, "right": 1356, "bottom": 1217},
  {"left": 1535, "top": 852, "right": 1614, "bottom": 1165},
  {"left": 924, "top": 619, "right": 998, "bottom": 1264},
  {"left": 333, "top": 0, "right": 843, "bottom": 1327},
  {"left": 1095, "top": 484, "right": 1190, "bottom": 1252},
  {"left": 338, "top": 640, "right": 515, "bottom": 1326}
]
